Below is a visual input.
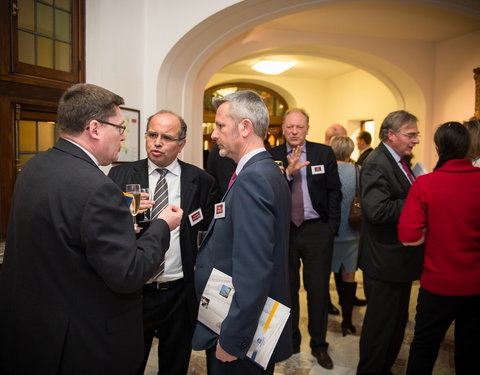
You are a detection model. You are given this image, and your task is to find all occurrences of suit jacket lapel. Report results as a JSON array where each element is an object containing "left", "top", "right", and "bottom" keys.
[
  {"left": 179, "top": 161, "right": 197, "bottom": 230},
  {"left": 378, "top": 143, "right": 412, "bottom": 194}
]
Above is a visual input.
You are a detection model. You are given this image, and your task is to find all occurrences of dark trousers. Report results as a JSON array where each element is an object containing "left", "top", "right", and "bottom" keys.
[
  {"left": 135, "top": 280, "right": 194, "bottom": 375},
  {"left": 357, "top": 275, "right": 412, "bottom": 375},
  {"left": 206, "top": 346, "right": 275, "bottom": 375},
  {"left": 289, "top": 219, "right": 334, "bottom": 352},
  {"left": 406, "top": 288, "right": 480, "bottom": 375}
]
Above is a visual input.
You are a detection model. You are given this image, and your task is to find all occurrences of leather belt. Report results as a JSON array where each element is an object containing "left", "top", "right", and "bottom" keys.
[{"left": 143, "top": 278, "right": 183, "bottom": 291}]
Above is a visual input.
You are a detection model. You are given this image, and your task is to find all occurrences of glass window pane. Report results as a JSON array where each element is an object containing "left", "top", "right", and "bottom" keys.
[
  {"left": 37, "top": 36, "right": 53, "bottom": 68},
  {"left": 18, "top": 31, "right": 35, "bottom": 64},
  {"left": 19, "top": 120, "right": 37, "bottom": 151},
  {"left": 18, "top": 0, "right": 35, "bottom": 31},
  {"left": 56, "top": 0, "right": 71, "bottom": 11},
  {"left": 55, "top": 9, "right": 71, "bottom": 42},
  {"left": 55, "top": 41, "right": 71, "bottom": 71},
  {"left": 38, "top": 121, "right": 56, "bottom": 151},
  {"left": 37, "top": 3, "right": 53, "bottom": 36}
]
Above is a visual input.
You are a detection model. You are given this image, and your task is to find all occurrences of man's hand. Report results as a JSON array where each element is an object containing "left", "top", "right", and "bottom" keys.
[
  {"left": 138, "top": 192, "right": 154, "bottom": 214},
  {"left": 286, "top": 145, "right": 310, "bottom": 177},
  {"left": 215, "top": 341, "right": 237, "bottom": 362},
  {"left": 157, "top": 205, "right": 183, "bottom": 230}
]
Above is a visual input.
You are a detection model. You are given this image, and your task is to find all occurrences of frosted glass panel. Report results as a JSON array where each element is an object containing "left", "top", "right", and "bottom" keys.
[
  {"left": 43, "top": 0, "right": 53, "bottom": 4},
  {"left": 19, "top": 121, "right": 36, "bottom": 151},
  {"left": 37, "top": 3, "right": 53, "bottom": 36},
  {"left": 18, "top": 31, "right": 35, "bottom": 64},
  {"left": 55, "top": 9, "right": 71, "bottom": 42},
  {"left": 38, "top": 122, "right": 56, "bottom": 151},
  {"left": 19, "top": 154, "right": 35, "bottom": 168},
  {"left": 56, "top": 0, "right": 71, "bottom": 11},
  {"left": 37, "top": 36, "right": 53, "bottom": 68},
  {"left": 18, "top": 0, "right": 35, "bottom": 31},
  {"left": 55, "top": 41, "right": 71, "bottom": 72}
]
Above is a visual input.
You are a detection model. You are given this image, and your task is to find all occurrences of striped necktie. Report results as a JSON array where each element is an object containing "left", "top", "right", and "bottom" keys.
[
  {"left": 400, "top": 159, "right": 415, "bottom": 184},
  {"left": 151, "top": 168, "right": 168, "bottom": 219}
]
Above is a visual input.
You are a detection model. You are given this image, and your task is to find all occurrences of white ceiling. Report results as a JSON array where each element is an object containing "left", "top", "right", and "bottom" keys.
[{"left": 215, "top": 1, "right": 480, "bottom": 80}]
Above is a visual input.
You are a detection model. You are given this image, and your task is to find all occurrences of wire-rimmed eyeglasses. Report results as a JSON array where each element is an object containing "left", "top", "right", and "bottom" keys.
[{"left": 145, "top": 131, "right": 185, "bottom": 143}]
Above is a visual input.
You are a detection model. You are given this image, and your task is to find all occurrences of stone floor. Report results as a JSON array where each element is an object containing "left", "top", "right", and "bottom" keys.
[{"left": 145, "top": 274, "right": 455, "bottom": 375}]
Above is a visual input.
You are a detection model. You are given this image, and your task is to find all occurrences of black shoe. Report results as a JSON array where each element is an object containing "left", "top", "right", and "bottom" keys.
[
  {"left": 354, "top": 296, "right": 367, "bottom": 306},
  {"left": 328, "top": 302, "right": 340, "bottom": 315},
  {"left": 311, "top": 350, "right": 334, "bottom": 369}
]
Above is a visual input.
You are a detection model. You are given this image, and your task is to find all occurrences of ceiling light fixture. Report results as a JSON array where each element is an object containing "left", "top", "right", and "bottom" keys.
[{"left": 251, "top": 60, "right": 296, "bottom": 75}]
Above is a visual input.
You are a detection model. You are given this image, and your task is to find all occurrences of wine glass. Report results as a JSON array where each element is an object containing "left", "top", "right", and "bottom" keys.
[
  {"left": 125, "top": 184, "right": 141, "bottom": 229},
  {"left": 140, "top": 187, "right": 152, "bottom": 222}
]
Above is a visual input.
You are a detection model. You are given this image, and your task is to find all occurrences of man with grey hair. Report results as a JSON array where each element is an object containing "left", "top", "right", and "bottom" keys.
[
  {"left": 192, "top": 91, "right": 292, "bottom": 374},
  {"left": 357, "top": 110, "right": 424, "bottom": 374},
  {"left": 0, "top": 83, "right": 182, "bottom": 375}
]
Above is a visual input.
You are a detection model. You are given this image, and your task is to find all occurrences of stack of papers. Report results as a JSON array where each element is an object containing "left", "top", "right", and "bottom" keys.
[{"left": 198, "top": 268, "right": 290, "bottom": 369}]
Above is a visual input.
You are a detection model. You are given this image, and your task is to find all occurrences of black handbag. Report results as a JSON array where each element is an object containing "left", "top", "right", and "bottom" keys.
[{"left": 348, "top": 165, "right": 362, "bottom": 231}]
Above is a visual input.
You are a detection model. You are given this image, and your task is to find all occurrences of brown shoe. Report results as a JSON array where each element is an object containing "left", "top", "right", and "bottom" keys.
[{"left": 311, "top": 350, "right": 333, "bottom": 369}]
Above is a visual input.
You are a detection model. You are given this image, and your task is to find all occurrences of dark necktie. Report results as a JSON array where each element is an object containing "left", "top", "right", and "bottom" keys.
[
  {"left": 400, "top": 159, "right": 415, "bottom": 184},
  {"left": 227, "top": 172, "right": 237, "bottom": 189},
  {"left": 150, "top": 168, "right": 168, "bottom": 278},
  {"left": 151, "top": 168, "right": 168, "bottom": 219},
  {"left": 291, "top": 172, "right": 304, "bottom": 227}
]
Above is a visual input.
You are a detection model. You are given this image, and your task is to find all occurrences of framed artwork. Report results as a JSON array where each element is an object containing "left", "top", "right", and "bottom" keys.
[{"left": 118, "top": 107, "right": 140, "bottom": 162}]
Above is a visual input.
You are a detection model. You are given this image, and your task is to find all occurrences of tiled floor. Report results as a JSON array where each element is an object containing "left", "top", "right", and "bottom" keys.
[{"left": 145, "top": 274, "right": 455, "bottom": 375}]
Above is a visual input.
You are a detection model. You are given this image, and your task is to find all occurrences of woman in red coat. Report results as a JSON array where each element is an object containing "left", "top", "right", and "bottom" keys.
[{"left": 398, "top": 121, "right": 480, "bottom": 375}]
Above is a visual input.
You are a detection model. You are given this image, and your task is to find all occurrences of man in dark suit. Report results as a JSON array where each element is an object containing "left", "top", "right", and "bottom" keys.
[
  {"left": 192, "top": 91, "right": 292, "bottom": 375},
  {"left": 108, "top": 110, "right": 216, "bottom": 375},
  {"left": 355, "top": 130, "right": 373, "bottom": 166},
  {"left": 0, "top": 84, "right": 182, "bottom": 375},
  {"left": 357, "top": 110, "right": 424, "bottom": 374},
  {"left": 270, "top": 109, "right": 342, "bottom": 370}
]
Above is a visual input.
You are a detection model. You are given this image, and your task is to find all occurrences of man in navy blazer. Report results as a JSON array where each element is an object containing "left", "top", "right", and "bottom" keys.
[
  {"left": 0, "top": 84, "right": 182, "bottom": 375},
  {"left": 192, "top": 91, "right": 292, "bottom": 375},
  {"left": 108, "top": 110, "right": 216, "bottom": 375},
  {"left": 269, "top": 109, "right": 342, "bottom": 369}
]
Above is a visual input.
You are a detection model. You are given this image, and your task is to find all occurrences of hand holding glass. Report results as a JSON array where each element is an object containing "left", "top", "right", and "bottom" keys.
[
  {"left": 140, "top": 188, "right": 154, "bottom": 222},
  {"left": 125, "top": 184, "right": 141, "bottom": 230}
]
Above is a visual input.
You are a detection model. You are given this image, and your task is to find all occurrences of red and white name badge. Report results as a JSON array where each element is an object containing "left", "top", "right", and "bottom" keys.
[
  {"left": 214, "top": 202, "right": 226, "bottom": 219},
  {"left": 188, "top": 208, "right": 204, "bottom": 226},
  {"left": 311, "top": 165, "right": 325, "bottom": 175}
]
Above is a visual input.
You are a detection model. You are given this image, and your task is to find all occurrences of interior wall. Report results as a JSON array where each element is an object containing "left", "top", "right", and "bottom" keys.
[{"left": 208, "top": 69, "right": 397, "bottom": 146}]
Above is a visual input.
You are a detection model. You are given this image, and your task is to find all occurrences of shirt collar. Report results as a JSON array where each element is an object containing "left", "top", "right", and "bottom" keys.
[
  {"left": 286, "top": 141, "right": 306, "bottom": 154},
  {"left": 148, "top": 158, "right": 180, "bottom": 176},
  {"left": 62, "top": 137, "right": 99, "bottom": 166},
  {"left": 383, "top": 142, "right": 402, "bottom": 163},
  {"left": 236, "top": 148, "right": 266, "bottom": 175}
]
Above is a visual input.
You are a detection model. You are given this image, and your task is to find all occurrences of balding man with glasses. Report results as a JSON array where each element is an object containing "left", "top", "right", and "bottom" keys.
[{"left": 109, "top": 110, "right": 217, "bottom": 375}]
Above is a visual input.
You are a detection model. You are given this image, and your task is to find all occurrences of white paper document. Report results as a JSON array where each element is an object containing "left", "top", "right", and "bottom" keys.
[
  {"left": 197, "top": 268, "right": 290, "bottom": 369},
  {"left": 412, "top": 162, "right": 428, "bottom": 177}
]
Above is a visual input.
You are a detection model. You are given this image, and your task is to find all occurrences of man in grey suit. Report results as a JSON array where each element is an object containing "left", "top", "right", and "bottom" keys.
[
  {"left": 108, "top": 110, "right": 216, "bottom": 375},
  {"left": 0, "top": 83, "right": 182, "bottom": 375},
  {"left": 357, "top": 110, "right": 424, "bottom": 374},
  {"left": 192, "top": 91, "right": 292, "bottom": 375}
]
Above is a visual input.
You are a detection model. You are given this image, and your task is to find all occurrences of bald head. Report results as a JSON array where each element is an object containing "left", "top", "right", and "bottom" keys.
[{"left": 325, "top": 123, "right": 347, "bottom": 145}]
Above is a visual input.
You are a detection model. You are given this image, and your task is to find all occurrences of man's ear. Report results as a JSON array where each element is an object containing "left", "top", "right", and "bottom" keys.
[
  {"left": 240, "top": 119, "right": 253, "bottom": 136},
  {"left": 86, "top": 120, "right": 101, "bottom": 139}
]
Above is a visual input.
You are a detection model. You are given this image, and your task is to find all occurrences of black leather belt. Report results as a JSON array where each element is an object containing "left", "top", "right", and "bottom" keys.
[{"left": 143, "top": 278, "right": 183, "bottom": 291}]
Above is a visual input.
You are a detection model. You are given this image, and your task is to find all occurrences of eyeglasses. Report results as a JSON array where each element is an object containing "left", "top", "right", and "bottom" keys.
[
  {"left": 398, "top": 132, "right": 421, "bottom": 139},
  {"left": 96, "top": 119, "right": 126, "bottom": 135},
  {"left": 145, "top": 131, "right": 185, "bottom": 143}
]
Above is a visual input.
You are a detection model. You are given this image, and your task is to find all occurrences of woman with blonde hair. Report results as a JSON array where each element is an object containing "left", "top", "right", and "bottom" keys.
[{"left": 330, "top": 135, "right": 361, "bottom": 336}]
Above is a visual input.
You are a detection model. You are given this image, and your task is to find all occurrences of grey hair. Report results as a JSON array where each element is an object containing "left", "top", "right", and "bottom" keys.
[
  {"left": 379, "top": 110, "right": 418, "bottom": 141},
  {"left": 212, "top": 90, "right": 269, "bottom": 138}
]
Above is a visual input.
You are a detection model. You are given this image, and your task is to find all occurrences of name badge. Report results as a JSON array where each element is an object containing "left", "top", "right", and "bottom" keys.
[
  {"left": 214, "top": 202, "right": 226, "bottom": 219},
  {"left": 188, "top": 208, "right": 204, "bottom": 226},
  {"left": 311, "top": 165, "right": 325, "bottom": 175}
]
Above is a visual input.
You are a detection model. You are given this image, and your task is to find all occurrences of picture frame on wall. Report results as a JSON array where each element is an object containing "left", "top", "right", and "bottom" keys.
[{"left": 118, "top": 107, "right": 140, "bottom": 162}]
